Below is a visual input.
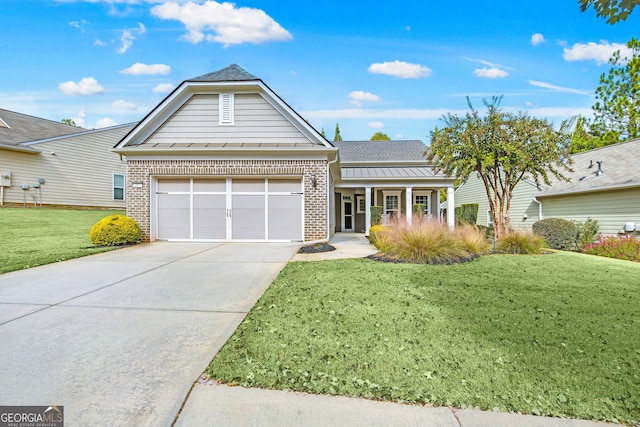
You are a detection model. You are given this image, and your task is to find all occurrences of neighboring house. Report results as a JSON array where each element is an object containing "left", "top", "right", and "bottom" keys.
[
  {"left": 0, "top": 108, "right": 134, "bottom": 208},
  {"left": 453, "top": 138, "right": 640, "bottom": 236},
  {"left": 113, "top": 64, "right": 456, "bottom": 243}
]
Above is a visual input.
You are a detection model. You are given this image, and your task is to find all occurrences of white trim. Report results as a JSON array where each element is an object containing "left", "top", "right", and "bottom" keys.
[
  {"left": 487, "top": 210, "right": 494, "bottom": 227},
  {"left": 413, "top": 191, "right": 431, "bottom": 215},
  {"left": 382, "top": 190, "right": 401, "bottom": 216},
  {"left": 218, "top": 93, "right": 234, "bottom": 125},
  {"left": 341, "top": 194, "right": 354, "bottom": 232},
  {"left": 113, "top": 173, "right": 125, "bottom": 201},
  {"left": 356, "top": 195, "right": 366, "bottom": 213}
]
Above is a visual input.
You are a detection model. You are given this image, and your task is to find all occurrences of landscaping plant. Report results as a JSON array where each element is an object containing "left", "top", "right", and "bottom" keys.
[
  {"left": 576, "top": 218, "right": 600, "bottom": 251},
  {"left": 585, "top": 235, "right": 640, "bottom": 262},
  {"left": 89, "top": 214, "right": 141, "bottom": 246},
  {"left": 496, "top": 231, "right": 545, "bottom": 254},
  {"left": 532, "top": 218, "right": 578, "bottom": 250}
]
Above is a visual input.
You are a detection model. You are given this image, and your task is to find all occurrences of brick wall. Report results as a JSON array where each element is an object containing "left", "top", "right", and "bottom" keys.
[{"left": 125, "top": 159, "right": 328, "bottom": 242}]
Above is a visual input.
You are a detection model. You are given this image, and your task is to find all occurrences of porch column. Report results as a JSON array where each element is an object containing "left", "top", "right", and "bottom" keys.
[
  {"left": 436, "top": 189, "right": 441, "bottom": 220},
  {"left": 365, "top": 186, "right": 372, "bottom": 236},
  {"left": 446, "top": 186, "right": 455, "bottom": 229},
  {"left": 405, "top": 186, "right": 413, "bottom": 226}
]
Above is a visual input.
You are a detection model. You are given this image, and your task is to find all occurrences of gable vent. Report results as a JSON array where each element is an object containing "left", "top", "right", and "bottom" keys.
[{"left": 219, "top": 93, "right": 234, "bottom": 125}]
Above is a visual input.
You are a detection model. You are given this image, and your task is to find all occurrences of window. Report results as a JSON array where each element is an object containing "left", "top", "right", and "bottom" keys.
[
  {"left": 219, "top": 93, "right": 234, "bottom": 125},
  {"left": 487, "top": 210, "right": 494, "bottom": 227},
  {"left": 113, "top": 174, "right": 125, "bottom": 201},
  {"left": 413, "top": 193, "right": 430, "bottom": 215},
  {"left": 356, "top": 196, "right": 366, "bottom": 213},
  {"left": 383, "top": 192, "right": 400, "bottom": 216}
]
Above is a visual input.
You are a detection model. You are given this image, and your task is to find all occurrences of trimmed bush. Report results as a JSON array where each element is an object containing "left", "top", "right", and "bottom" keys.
[
  {"left": 576, "top": 218, "right": 600, "bottom": 251},
  {"left": 585, "top": 236, "right": 640, "bottom": 262},
  {"left": 412, "top": 204, "right": 426, "bottom": 216},
  {"left": 370, "top": 206, "right": 383, "bottom": 226},
  {"left": 455, "top": 203, "right": 479, "bottom": 225},
  {"left": 496, "top": 231, "right": 544, "bottom": 254},
  {"left": 89, "top": 214, "right": 141, "bottom": 246},
  {"left": 532, "top": 218, "right": 578, "bottom": 250}
]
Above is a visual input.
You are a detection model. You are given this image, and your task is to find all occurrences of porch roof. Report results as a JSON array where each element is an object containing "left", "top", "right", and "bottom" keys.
[{"left": 342, "top": 166, "right": 446, "bottom": 179}]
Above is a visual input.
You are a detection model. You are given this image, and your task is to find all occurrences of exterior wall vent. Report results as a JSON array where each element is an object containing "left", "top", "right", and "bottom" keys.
[{"left": 219, "top": 93, "right": 234, "bottom": 125}]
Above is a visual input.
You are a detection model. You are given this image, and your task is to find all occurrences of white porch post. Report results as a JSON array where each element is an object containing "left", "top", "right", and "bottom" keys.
[
  {"left": 365, "top": 186, "right": 372, "bottom": 235},
  {"left": 405, "top": 186, "right": 413, "bottom": 226},
  {"left": 436, "top": 189, "right": 441, "bottom": 221},
  {"left": 446, "top": 187, "right": 455, "bottom": 229}
]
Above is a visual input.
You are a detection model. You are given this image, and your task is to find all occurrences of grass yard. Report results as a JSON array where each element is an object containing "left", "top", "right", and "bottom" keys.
[
  {"left": 208, "top": 252, "right": 640, "bottom": 424},
  {"left": 0, "top": 207, "right": 124, "bottom": 274}
]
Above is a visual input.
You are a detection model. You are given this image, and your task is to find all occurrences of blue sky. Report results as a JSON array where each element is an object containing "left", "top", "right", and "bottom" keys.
[{"left": 0, "top": 0, "right": 637, "bottom": 141}]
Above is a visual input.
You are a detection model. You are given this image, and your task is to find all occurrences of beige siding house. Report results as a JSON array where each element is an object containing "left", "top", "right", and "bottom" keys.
[
  {"left": 114, "top": 64, "right": 456, "bottom": 243},
  {"left": 1, "top": 119, "right": 134, "bottom": 208},
  {"left": 453, "top": 138, "right": 640, "bottom": 236}
]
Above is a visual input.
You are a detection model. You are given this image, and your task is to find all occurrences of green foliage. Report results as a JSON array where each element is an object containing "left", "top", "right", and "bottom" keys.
[
  {"left": 89, "top": 214, "right": 141, "bottom": 246},
  {"left": 333, "top": 123, "right": 343, "bottom": 141},
  {"left": 454, "top": 203, "right": 478, "bottom": 225},
  {"left": 496, "top": 231, "right": 544, "bottom": 254},
  {"left": 429, "top": 96, "right": 574, "bottom": 239},
  {"left": 370, "top": 131, "right": 391, "bottom": 141},
  {"left": 208, "top": 253, "right": 640, "bottom": 423},
  {"left": 61, "top": 118, "right": 77, "bottom": 126},
  {"left": 369, "top": 224, "right": 391, "bottom": 252},
  {"left": 532, "top": 218, "right": 578, "bottom": 251},
  {"left": 369, "top": 216, "right": 490, "bottom": 264},
  {"left": 585, "top": 235, "right": 640, "bottom": 261},
  {"left": 412, "top": 204, "right": 426, "bottom": 216},
  {"left": 370, "top": 206, "right": 383, "bottom": 225},
  {"left": 590, "top": 38, "right": 640, "bottom": 142},
  {"left": 576, "top": 218, "right": 600, "bottom": 250},
  {"left": 579, "top": 0, "right": 638, "bottom": 24},
  {"left": 0, "top": 208, "right": 124, "bottom": 273}
]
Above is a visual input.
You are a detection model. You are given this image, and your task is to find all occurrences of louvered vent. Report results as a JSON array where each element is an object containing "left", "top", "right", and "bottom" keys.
[{"left": 219, "top": 93, "right": 234, "bottom": 125}]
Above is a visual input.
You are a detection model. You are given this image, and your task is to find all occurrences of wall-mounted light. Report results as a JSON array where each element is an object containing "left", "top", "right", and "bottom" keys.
[
  {"left": 522, "top": 213, "right": 528, "bottom": 220},
  {"left": 310, "top": 173, "right": 317, "bottom": 188}
]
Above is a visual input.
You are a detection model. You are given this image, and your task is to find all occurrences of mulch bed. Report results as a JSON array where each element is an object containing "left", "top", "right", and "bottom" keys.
[
  {"left": 297, "top": 243, "right": 336, "bottom": 254},
  {"left": 366, "top": 252, "right": 481, "bottom": 265}
]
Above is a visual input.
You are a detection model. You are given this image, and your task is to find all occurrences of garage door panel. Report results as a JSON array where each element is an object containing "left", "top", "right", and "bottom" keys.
[
  {"left": 269, "top": 194, "right": 302, "bottom": 240},
  {"left": 193, "top": 179, "right": 225, "bottom": 192},
  {"left": 158, "top": 194, "right": 190, "bottom": 239},
  {"left": 232, "top": 195, "right": 265, "bottom": 240},
  {"left": 158, "top": 179, "right": 190, "bottom": 192},
  {"left": 193, "top": 195, "right": 226, "bottom": 239},
  {"left": 268, "top": 179, "right": 301, "bottom": 192}
]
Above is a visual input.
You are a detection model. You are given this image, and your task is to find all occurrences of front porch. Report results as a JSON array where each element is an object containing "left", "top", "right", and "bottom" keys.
[{"left": 334, "top": 185, "right": 455, "bottom": 236}]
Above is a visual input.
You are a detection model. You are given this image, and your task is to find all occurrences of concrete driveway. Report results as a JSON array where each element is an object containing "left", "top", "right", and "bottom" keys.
[{"left": 0, "top": 242, "right": 299, "bottom": 426}]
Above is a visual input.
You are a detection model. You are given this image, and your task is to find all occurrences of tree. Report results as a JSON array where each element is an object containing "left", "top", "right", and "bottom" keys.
[
  {"left": 428, "top": 96, "right": 574, "bottom": 238},
  {"left": 333, "top": 123, "right": 343, "bottom": 141},
  {"left": 579, "top": 0, "right": 638, "bottom": 24},
  {"left": 61, "top": 118, "right": 77, "bottom": 126},
  {"left": 590, "top": 38, "right": 640, "bottom": 142},
  {"left": 570, "top": 116, "right": 607, "bottom": 153},
  {"left": 370, "top": 132, "right": 390, "bottom": 141}
]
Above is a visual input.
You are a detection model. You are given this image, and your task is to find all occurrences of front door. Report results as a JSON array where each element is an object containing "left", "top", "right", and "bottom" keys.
[{"left": 342, "top": 197, "right": 354, "bottom": 232}]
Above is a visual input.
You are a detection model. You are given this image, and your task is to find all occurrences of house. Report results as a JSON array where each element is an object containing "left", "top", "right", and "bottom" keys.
[
  {"left": 0, "top": 108, "right": 134, "bottom": 208},
  {"left": 453, "top": 138, "right": 640, "bottom": 236},
  {"left": 113, "top": 64, "right": 456, "bottom": 243}
]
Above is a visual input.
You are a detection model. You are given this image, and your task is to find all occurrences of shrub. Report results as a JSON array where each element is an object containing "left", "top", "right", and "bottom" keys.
[
  {"left": 412, "top": 204, "right": 426, "bottom": 216},
  {"left": 496, "top": 231, "right": 544, "bottom": 254},
  {"left": 89, "top": 214, "right": 141, "bottom": 246},
  {"left": 371, "top": 216, "right": 490, "bottom": 264},
  {"left": 585, "top": 236, "right": 640, "bottom": 262},
  {"left": 370, "top": 206, "right": 383, "bottom": 226},
  {"left": 455, "top": 203, "right": 479, "bottom": 225},
  {"left": 576, "top": 218, "right": 600, "bottom": 251},
  {"left": 532, "top": 218, "right": 578, "bottom": 250}
]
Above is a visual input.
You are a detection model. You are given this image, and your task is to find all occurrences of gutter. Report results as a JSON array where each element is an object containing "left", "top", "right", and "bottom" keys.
[
  {"left": 532, "top": 195, "right": 542, "bottom": 220},
  {"left": 326, "top": 153, "right": 339, "bottom": 241}
]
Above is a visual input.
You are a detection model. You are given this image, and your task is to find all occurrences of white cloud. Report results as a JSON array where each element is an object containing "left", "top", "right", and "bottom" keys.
[
  {"left": 563, "top": 40, "right": 631, "bottom": 64},
  {"left": 303, "top": 108, "right": 463, "bottom": 120},
  {"left": 96, "top": 117, "right": 118, "bottom": 128},
  {"left": 528, "top": 80, "right": 592, "bottom": 96},
  {"left": 368, "top": 60, "right": 432, "bottom": 79},
  {"left": 531, "top": 33, "right": 545, "bottom": 46},
  {"left": 348, "top": 90, "right": 381, "bottom": 107},
  {"left": 120, "top": 62, "right": 171, "bottom": 75},
  {"left": 112, "top": 99, "right": 137, "bottom": 110},
  {"left": 93, "top": 39, "right": 107, "bottom": 46},
  {"left": 58, "top": 77, "right": 104, "bottom": 96},
  {"left": 368, "top": 121, "right": 385, "bottom": 129},
  {"left": 71, "top": 109, "right": 87, "bottom": 128},
  {"left": 117, "top": 30, "right": 135, "bottom": 53},
  {"left": 473, "top": 67, "right": 508, "bottom": 79},
  {"left": 137, "top": 22, "right": 146, "bottom": 34},
  {"left": 151, "top": 1, "right": 293, "bottom": 46},
  {"left": 152, "top": 83, "right": 175, "bottom": 93}
]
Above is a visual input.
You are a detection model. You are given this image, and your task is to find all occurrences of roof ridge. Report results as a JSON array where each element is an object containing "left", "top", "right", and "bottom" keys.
[{"left": 187, "top": 64, "right": 259, "bottom": 82}]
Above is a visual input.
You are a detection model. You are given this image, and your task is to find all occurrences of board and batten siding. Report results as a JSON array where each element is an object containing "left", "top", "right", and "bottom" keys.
[
  {"left": 454, "top": 172, "right": 541, "bottom": 231},
  {"left": 145, "top": 93, "right": 312, "bottom": 145},
  {"left": 540, "top": 187, "right": 640, "bottom": 236},
  {"left": 1, "top": 124, "right": 132, "bottom": 208}
]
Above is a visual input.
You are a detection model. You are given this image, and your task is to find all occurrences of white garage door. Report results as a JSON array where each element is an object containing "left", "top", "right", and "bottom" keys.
[{"left": 156, "top": 178, "right": 303, "bottom": 241}]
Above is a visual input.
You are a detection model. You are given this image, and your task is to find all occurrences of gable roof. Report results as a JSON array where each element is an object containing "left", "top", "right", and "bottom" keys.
[
  {"left": 333, "top": 140, "right": 428, "bottom": 162},
  {"left": 0, "top": 108, "right": 85, "bottom": 148},
  {"left": 539, "top": 138, "right": 640, "bottom": 197},
  {"left": 187, "top": 64, "right": 259, "bottom": 82}
]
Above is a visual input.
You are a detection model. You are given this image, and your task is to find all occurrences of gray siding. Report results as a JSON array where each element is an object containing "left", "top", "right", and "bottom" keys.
[
  {"left": 0, "top": 125, "right": 132, "bottom": 208},
  {"left": 146, "top": 93, "right": 312, "bottom": 145},
  {"left": 541, "top": 188, "right": 640, "bottom": 236}
]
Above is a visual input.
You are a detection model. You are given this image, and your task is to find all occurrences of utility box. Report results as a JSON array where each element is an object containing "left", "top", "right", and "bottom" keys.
[
  {"left": 624, "top": 222, "right": 635, "bottom": 232},
  {"left": 0, "top": 171, "right": 10, "bottom": 187}
]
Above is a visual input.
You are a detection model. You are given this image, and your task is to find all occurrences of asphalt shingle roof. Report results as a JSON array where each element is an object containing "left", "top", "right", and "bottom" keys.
[
  {"left": 333, "top": 140, "right": 429, "bottom": 162},
  {"left": 539, "top": 138, "right": 640, "bottom": 196},
  {"left": 187, "top": 64, "right": 259, "bottom": 82},
  {"left": 0, "top": 108, "right": 85, "bottom": 146}
]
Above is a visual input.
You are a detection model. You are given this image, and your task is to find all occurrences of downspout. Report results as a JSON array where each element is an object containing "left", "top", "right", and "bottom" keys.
[
  {"left": 327, "top": 153, "right": 339, "bottom": 240},
  {"left": 532, "top": 195, "right": 542, "bottom": 221}
]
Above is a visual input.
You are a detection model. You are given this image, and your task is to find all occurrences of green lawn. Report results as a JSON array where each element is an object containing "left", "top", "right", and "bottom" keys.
[
  {"left": 0, "top": 207, "right": 124, "bottom": 274},
  {"left": 208, "top": 252, "right": 640, "bottom": 424}
]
